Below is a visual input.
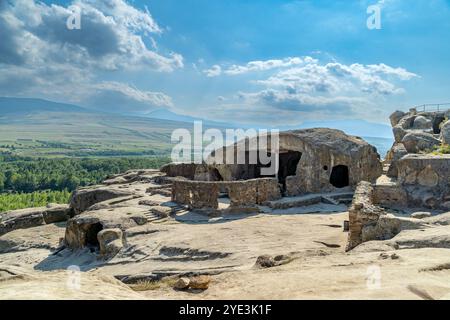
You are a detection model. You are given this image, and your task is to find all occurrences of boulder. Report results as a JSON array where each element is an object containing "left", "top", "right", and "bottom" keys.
[
  {"left": 440, "top": 120, "right": 450, "bottom": 145},
  {"left": 390, "top": 110, "right": 406, "bottom": 127},
  {"left": 412, "top": 116, "right": 432, "bottom": 130},
  {"left": 98, "top": 228, "right": 123, "bottom": 258},
  {"left": 174, "top": 277, "right": 190, "bottom": 290},
  {"left": 401, "top": 132, "right": 440, "bottom": 153},
  {"left": 189, "top": 275, "right": 211, "bottom": 290},
  {"left": 42, "top": 204, "right": 72, "bottom": 224}
]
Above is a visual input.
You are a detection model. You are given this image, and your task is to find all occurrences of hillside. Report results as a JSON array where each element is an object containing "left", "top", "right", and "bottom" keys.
[
  {"left": 0, "top": 97, "right": 393, "bottom": 158},
  {"left": 0, "top": 97, "right": 87, "bottom": 114},
  {"left": 0, "top": 98, "right": 193, "bottom": 157}
]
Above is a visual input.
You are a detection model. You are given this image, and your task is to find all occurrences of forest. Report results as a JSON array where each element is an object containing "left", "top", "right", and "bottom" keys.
[{"left": 0, "top": 155, "right": 170, "bottom": 212}]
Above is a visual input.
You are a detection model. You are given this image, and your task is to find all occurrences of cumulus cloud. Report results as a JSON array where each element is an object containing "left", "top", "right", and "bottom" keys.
[
  {"left": 201, "top": 57, "right": 419, "bottom": 124},
  {"left": 0, "top": 0, "right": 181, "bottom": 113},
  {"left": 256, "top": 61, "right": 418, "bottom": 96},
  {"left": 0, "top": 0, "right": 183, "bottom": 71},
  {"left": 203, "top": 57, "right": 315, "bottom": 77}
]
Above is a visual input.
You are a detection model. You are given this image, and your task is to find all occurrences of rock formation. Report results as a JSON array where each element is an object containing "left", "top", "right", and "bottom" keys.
[{"left": 165, "top": 128, "right": 382, "bottom": 197}]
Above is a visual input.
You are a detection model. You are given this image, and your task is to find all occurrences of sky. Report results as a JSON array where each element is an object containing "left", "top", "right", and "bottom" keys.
[{"left": 1, "top": 0, "right": 450, "bottom": 126}]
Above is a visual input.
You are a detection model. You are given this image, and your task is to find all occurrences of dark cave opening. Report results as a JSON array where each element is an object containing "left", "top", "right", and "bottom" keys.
[
  {"left": 278, "top": 151, "right": 302, "bottom": 193},
  {"left": 330, "top": 165, "right": 349, "bottom": 188},
  {"left": 85, "top": 223, "right": 103, "bottom": 248}
]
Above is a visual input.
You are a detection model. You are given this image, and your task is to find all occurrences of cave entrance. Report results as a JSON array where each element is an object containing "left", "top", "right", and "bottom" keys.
[
  {"left": 330, "top": 165, "right": 349, "bottom": 188},
  {"left": 278, "top": 151, "right": 302, "bottom": 193},
  {"left": 433, "top": 115, "right": 446, "bottom": 134},
  {"left": 85, "top": 223, "right": 103, "bottom": 248}
]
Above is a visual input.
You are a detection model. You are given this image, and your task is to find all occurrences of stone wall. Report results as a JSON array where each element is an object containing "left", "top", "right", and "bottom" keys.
[
  {"left": 346, "top": 182, "right": 386, "bottom": 251},
  {"left": 372, "top": 183, "right": 408, "bottom": 207},
  {"left": 346, "top": 179, "right": 439, "bottom": 251},
  {"left": 171, "top": 178, "right": 281, "bottom": 211}
]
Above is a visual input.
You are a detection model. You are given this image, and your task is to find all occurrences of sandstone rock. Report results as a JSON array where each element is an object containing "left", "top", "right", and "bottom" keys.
[
  {"left": 160, "top": 163, "right": 199, "bottom": 180},
  {"left": 411, "top": 212, "right": 432, "bottom": 219},
  {"left": 0, "top": 204, "right": 70, "bottom": 236},
  {"left": 98, "top": 228, "right": 123, "bottom": 258},
  {"left": 70, "top": 187, "right": 135, "bottom": 216},
  {"left": 417, "top": 166, "right": 439, "bottom": 187},
  {"left": 390, "top": 110, "right": 406, "bottom": 127},
  {"left": 401, "top": 132, "right": 440, "bottom": 153},
  {"left": 103, "top": 169, "right": 163, "bottom": 185},
  {"left": 0, "top": 223, "right": 64, "bottom": 254},
  {"left": 393, "top": 126, "right": 407, "bottom": 143},
  {"left": 397, "top": 154, "right": 450, "bottom": 209},
  {"left": 189, "top": 275, "right": 211, "bottom": 290},
  {"left": 64, "top": 207, "right": 148, "bottom": 250},
  {"left": 412, "top": 116, "right": 432, "bottom": 130},
  {"left": 361, "top": 214, "right": 430, "bottom": 243},
  {"left": 150, "top": 206, "right": 173, "bottom": 218},
  {"left": 255, "top": 255, "right": 276, "bottom": 268},
  {"left": 208, "top": 128, "right": 382, "bottom": 195},
  {"left": 386, "top": 143, "right": 408, "bottom": 178},
  {"left": 138, "top": 199, "right": 161, "bottom": 207},
  {"left": 174, "top": 277, "right": 190, "bottom": 290},
  {"left": 385, "top": 225, "right": 450, "bottom": 250},
  {"left": 440, "top": 120, "right": 450, "bottom": 145},
  {"left": 0, "top": 264, "right": 144, "bottom": 300},
  {"left": 42, "top": 204, "right": 71, "bottom": 224}
]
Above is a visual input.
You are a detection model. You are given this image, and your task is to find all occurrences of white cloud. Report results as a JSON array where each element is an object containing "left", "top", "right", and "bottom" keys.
[
  {"left": 203, "top": 57, "right": 315, "bottom": 77},
  {"left": 256, "top": 60, "right": 418, "bottom": 96},
  {"left": 0, "top": 0, "right": 181, "bottom": 113},
  {"left": 200, "top": 57, "right": 419, "bottom": 124},
  {"left": 0, "top": 0, "right": 183, "bottom": 71}
]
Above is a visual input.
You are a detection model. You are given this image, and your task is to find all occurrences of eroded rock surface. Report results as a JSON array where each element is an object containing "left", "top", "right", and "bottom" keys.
[
  {"left": 3, "top": 169, "right": 450, "bottom": 299},
  {"left": 0, "top": 204, "right": 70, "bottom": 236}
]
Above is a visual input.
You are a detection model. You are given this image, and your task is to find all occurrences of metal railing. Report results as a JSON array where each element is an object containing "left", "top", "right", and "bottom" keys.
[{"left": 412, "top": 103, "right": 450, "bottom": 112}]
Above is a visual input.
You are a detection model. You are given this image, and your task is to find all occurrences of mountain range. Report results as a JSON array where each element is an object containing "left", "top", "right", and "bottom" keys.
[{"left": 0, "top": 97, "right": 394, "bottom": 157}]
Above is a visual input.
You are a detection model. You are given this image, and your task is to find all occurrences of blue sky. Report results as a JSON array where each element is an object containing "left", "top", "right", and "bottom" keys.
[{"left": 1, "top": 0, "right": 450, "bottom": 126}]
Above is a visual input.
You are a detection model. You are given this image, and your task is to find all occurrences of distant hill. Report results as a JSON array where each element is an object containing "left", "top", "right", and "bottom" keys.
[
  {"left": 0, "top": 97, "right": 88, "bottom": 114},
  {"left": 146, "top": 108, "right": 236, "bottom": 129},
  {"left": 0, "top": 97, "right": 394, "bottom": 158}
]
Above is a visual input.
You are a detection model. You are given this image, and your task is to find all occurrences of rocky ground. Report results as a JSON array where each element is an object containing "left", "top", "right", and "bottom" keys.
[{"left": 1, "top": 170, "right": 450, "bottom": 300}]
